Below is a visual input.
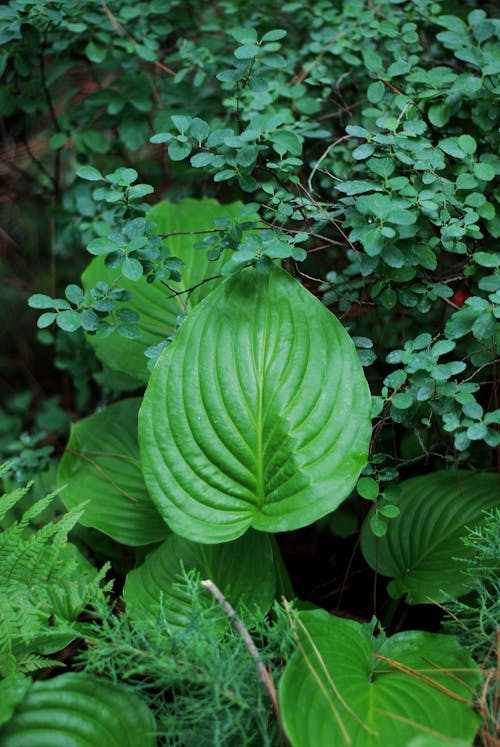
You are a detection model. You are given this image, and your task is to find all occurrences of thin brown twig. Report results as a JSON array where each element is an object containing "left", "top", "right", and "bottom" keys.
[
  {"left": 291, "top": 33, "right": 345, "bottom": 86},
  {"left": 307, "top": 135, "right": 351, "bottom": 194},
  {"left": 65, "top": 449, "right": 139, "bottom": 503},
  {"left": 283, "top": 600, "right": 376, "bottom": 741},
  {"left": 373, "top": 654, "right": 471, "bottom": 702},
  {"left": 99, "top": 0, "right": 176, "bottom": 76},
  {"left": 158, "top": 228, "right": 223, "bottom": 239},
  {"left": 164, "top": 274, "right": 222, "bottom": 300},
  {"left": 200, "top": 579, "right": 281, "bottom": 719},
  {"left": 375, "top": 708, "right": 468, "bottom": 741}
]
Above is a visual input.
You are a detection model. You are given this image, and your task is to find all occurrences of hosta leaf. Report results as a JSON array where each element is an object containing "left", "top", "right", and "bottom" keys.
[
  {"left": 361, "top": 471, "right": 500, "bottom": 603},
  {"left": 58, "top": 398, "right": 168, "bottom": 546},
  {"left": 0, "top": 676, "right": 31, "bottom": 727},
  {"left": 0, "top": 673, "right": 156, "bottom": 746},
  {"left": 139, "top": 266, "right": 371, "bottom": 542},
  {"left": 407, "top": 738, "right": 470, "bottom": 747},
  {"left": 279, "top": 611, "right": 480, "bottom": 747},
  {"left": 123, "top": 530, "right": 276, "bottom": 629},
  {"left": 82, "top": 199, "right": 250, "bottom": 383}
]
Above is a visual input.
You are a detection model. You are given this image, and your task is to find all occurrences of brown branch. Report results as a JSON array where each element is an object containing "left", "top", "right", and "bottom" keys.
[
  {"left": 200, "top": 579, "right": 281, "bottom": 718},
  {"left": 373, "top": 654, "right": 471, "bottom": 702},
  {"left": 283, "top": 599, "right": 376, "bottom": 740},
  {"left": 158, "top": 228, "right": 223, "bottom": 239},
  {"left": 99, "top": 0, "right": 176, "bottom": 76},
  {"left": 65, "top": 449, "right": 139, "bottom": 503},
  {"left": 164, "top": 274, "right": 222, "bottom": 300}
]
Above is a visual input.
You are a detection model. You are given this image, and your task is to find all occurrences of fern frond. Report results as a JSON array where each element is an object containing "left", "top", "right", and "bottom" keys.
[
  {"left": 19, "top": 487, "right": 65, "bottom": 528},
  {"left": 14, "top": 653, "right": 64, "bottom": 675},
  {"left": 0, "top": 477, "right": 108, "bottom": 677},
  {"left": 0, "top": 481, "right": 33, "bottom": 523}
]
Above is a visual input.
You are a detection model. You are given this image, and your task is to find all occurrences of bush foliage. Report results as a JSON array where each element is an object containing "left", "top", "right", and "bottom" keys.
[{"left": 0, "top": 0, "right": 499, "bottom": 745}]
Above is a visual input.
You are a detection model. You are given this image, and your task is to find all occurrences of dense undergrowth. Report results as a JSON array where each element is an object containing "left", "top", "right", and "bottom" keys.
[{"left": 0, "top": 0, "right": 499, "bottom": 745}]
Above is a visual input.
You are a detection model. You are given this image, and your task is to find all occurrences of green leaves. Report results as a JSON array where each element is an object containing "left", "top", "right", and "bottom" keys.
[
  {"left": 280, "top": 611, "right": 480, "bottom": 747},
  {"left": 139, "top": 265, "right": 371, "bottom": 542},
  {"left": 361, "top": 471, "right": 500, "bottom": 603},
  {"left": 123, "top": 530, "right": 276, "bottom": 628},
  {"left": 82, "top": 199, "right": 246, "bottom": 382},
  {"left": 76, "top": 165, "right": 103, "bottom": 181},
  {"left": 58, "top": 398, "right": 168, "bottom": 546},
  {"left": 0, "top": 676, "right": 31, "bottom": 728},
  {"left": 0, "top": 673, "right": 156, "bottom": 746},
  {"left": 0, "top": 480, "right": 106, "bottom": 676}
]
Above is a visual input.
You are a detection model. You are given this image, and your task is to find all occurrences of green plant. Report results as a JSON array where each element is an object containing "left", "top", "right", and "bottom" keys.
[
  {"left": 442, "top": 509, "right": 500, "bottom": 744},
  {"left": 48, "top": 218, "right": 497, "bottom": 743},
  {"left": 80, "top": 571, "right": 296, "bottom": 747},
  {"left": 0, "top": 672, "right": 157, "bottom": 745},
  {"left": 2, "top": 0, "right": 500, "bottom": 744},
  {"left": 280, "top": 609, "right": 481, "bottom": 747},
  {"left": 0, "top": 467, "right": 108, "bottom": 678}
]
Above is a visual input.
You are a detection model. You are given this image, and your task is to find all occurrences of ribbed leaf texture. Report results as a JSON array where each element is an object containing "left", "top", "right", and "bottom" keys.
[
  {"left": 0, "top": 673, "right": 156, "bottom": 746},
  {"left": 58, "top": 398, "right": 168, "bottom": 546},
  {"left": 123, "top": 530, "right": 276, "bottom": 629},
  {"left": 140, "top": 265, "right": 371, "bottom": 542},
  {"left": 361, "top": 470, "right": 500, "bottom": 604},
  {"left": 279, "top": 611, "right": 480, "bottom": 747},
  {"left": 82, "top": 199, "right": 248, "bottom": 382},
  {"left": 0, "top": 676, "right": 31, "bottom": 728}
]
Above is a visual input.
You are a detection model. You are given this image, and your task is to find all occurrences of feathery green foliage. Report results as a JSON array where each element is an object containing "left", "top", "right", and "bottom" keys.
[
  {"left": 80, "top": 570, "right": 295, "bottom": 747},
  {"left": 0, "top": 467, "right": 109, "bottom": 677},
  {"left": 442, "top": 509, "right": 500, "bottom": 743}
]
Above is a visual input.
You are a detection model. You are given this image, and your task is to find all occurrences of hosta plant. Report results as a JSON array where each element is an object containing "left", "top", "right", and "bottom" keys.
[{"left": 2, "top": 0, "right": 500, "bottom": 743}]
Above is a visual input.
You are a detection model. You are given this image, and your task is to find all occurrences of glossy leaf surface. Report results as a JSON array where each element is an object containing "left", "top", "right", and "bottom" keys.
[
  {"left": 0, "top": 673, "right": 156, "bottom": 746},
  {"left": 58, "top": 398, "right": 168, "bottom": 546},
  {"left": 139, "top": 266, "right": 371, "bottom": 542},
  {"left": 123, "top": 529, "right": 276, "bottom": 628},
  {"left": 361, "top": 471, "right": 500, "bottom": 603},
  {"left": 280, "top": 610, "right": 480, "bottom": 747},
  {"left": 82, "top": 199, "right": 245, "bottom": 382},
  {"left": 0, "top": 677, "right": 31, "bottom": 728}
]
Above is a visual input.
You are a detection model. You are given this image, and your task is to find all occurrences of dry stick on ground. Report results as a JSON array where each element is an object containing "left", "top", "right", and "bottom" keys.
[{"left": 200, "top": 579, "right": 282, "bottom": 725}]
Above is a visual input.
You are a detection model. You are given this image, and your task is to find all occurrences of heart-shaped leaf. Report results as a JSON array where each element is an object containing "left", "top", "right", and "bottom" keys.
[
  {"left": 360, "top": 470, "right": 500, "bottom": 603},
  {"left": 82, "top": 199, "right": 250, "bottom": 383},
  {"left": 0, "top": 673, "right": 156, "bottom": 746},
  {"left": 123, "top": 529, "right": 276, "bottom": 629},
  {"left": 279, "top": 610, "right": 480, "bottom": 747},
  {"left": 58, "top": 398, "right": 168, "bottom": 546},
  {"left": 139, "top": 265, "right": 371, "bottom": 542}
]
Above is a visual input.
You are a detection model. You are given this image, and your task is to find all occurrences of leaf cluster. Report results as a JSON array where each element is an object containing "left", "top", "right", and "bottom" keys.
[
  {"left": 0, "top": 466, "right": 109, "bottom": 677},
  {"left": 80, "top": 570, "right": 295, "bottom": 747}
]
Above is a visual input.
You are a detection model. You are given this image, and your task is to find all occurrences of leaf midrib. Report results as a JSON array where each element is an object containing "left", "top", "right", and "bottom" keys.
[{"left": 254, "top": 287, "right": 271, "bottom": 507}]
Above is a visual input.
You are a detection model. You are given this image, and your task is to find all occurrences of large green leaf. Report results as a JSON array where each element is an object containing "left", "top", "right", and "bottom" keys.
[
  {"left": 139, "top": 265, "right": 371, "bottom": 542},
  {"left": 82, "top": 198, "right": 246, "bottom": 382},
  {"left": 0, "top": 673, "right": 156, "bottom": 746},
  {"left": 360, "top": 471, "right": 500, "bottom": 604},
  {"left": 279, "top": 610, "right": 480, "bottom": 747},
  {"left": 0, "top": 677, "right": 31, "bottom": 728},
  {"left": 123, "top": 529, "right": 276, "bottom": 629},
  {"left": 58, "top": 398, "right": 168, "bottom": 546}
]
